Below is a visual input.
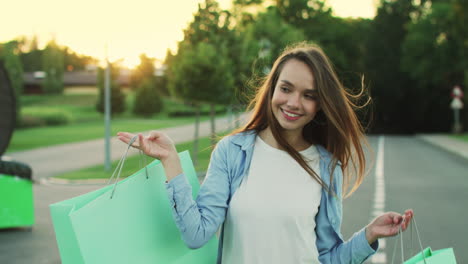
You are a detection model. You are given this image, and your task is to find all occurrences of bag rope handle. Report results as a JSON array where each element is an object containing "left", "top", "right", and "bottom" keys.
[
  {"left": 107, "top": 135, "right": 149, "bottom": 199},
  {"left": 391, "top": 215, "right": 428, "bottom": 264}
]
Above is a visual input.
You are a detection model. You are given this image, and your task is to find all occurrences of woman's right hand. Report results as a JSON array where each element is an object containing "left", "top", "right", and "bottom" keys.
[
  {"left": 118, "top": 131, "right": 183, "bottom": 181},
  {"left": 117, "top": 131, "right": 177, "bottom": 162}
]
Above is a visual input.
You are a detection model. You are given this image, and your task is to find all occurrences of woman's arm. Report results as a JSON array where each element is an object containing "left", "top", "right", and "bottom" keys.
[
  {"left": 316, "top": 164, "right": 414, "bottom": 264},
  {"left": 117, "top": 131, "right": 231, "bottom": 249}
]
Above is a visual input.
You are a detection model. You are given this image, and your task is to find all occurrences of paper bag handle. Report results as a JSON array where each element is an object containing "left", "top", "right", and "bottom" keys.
[
  {"left": 107, "top": 135, "right": 149, "bottom": 199},
  {"left": 391, "top": 215, "right": 427, "bottom": 264}
]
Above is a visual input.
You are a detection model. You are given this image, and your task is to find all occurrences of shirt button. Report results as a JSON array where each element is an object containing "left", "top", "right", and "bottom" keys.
[{"left": 331, "top": 219, "right": 336, "bottom": 225}]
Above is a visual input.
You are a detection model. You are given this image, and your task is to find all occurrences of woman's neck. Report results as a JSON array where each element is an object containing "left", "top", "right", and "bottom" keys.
[{"left": 259, "top": 127, "right": 311, "bottom": 151}]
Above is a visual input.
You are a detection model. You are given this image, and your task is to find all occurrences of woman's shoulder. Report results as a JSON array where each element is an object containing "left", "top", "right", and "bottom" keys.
[
  {"left": 316, "top": 145, "right": 342, "bottom": 167},
  {"left": 217, "top": 130, "right": 257, "bottom": 148}
]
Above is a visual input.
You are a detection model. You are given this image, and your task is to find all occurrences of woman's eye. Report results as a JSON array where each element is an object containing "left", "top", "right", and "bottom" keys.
[
  {"left": 305, "top": 94, "right": 318, "bottom": 100},
  {"left": 280, "top": 87, "right": 290, "bottom": 92}
]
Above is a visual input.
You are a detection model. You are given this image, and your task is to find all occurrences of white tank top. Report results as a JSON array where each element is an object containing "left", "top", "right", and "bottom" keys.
[{"left": 222, "top": 136, "right": 322, "bottom": 264}]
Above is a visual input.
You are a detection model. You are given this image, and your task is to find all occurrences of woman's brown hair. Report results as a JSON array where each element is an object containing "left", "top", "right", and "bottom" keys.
[{"left": 231, "top": 42, "right": 371, "bottom": 198}]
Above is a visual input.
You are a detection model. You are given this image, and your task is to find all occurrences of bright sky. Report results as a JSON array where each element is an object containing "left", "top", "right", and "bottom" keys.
[{"left": 1, "top": 0, "right": 376, "bottom": 68}]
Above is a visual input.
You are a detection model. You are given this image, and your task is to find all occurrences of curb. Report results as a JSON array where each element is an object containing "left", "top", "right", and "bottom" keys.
[
  {"left": 416, "top": 134, "right": 468, "bottom": 162},
  {"left": 42, "top": 171, "right": 208, "bottom": 186},
  {"left": 40, "top": 177, "right": 108, "bottom": 186}
]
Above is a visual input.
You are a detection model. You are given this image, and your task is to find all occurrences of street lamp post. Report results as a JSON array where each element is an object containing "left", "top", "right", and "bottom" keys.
[{"left": 104, "top": 48, "right": 111, "bottom": 171}]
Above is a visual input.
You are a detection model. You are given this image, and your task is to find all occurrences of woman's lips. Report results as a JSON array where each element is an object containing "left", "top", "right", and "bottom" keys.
[{"left": 281, "top": 108, "right": 301, "bottom": 121}]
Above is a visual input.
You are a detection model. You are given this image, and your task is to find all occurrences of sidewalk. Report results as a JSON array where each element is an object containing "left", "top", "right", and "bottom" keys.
[
  {"left": 7, "top": 114, "right": 247, "bottom": 181},
  {"left": 417, "top": 134, "right": 468, "bottom": 161}
]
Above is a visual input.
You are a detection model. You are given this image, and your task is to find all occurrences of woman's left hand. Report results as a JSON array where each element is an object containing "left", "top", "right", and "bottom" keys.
[{"left": 365, "top": 209, "right": 414, "bottom": 245}]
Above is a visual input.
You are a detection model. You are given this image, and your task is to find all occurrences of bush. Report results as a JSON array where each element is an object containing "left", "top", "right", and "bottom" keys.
[
  {"left": 133, "top": 80, "right": 163, "bottom": 117},
  {"left": 96, "top": 66, "right": 126, "bottom": 115},
  {"left": 18, "top": 107, "right": 74, "bottom": 128},
  {"left": 17, "top": 115, "right": 46, "bottom": 128}
]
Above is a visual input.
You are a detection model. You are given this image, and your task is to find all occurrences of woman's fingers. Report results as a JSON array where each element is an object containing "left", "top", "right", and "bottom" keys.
[
  {"left": 117, "top": 132, "right": 141, "bottom": 148},
  {"left": 148, "top": 130, "right": 163, "bottom": 140},
  {"left": 404, "top": 209, "right": 414, "bottom": 230},
  {"left": 399, "top": 209, "right": 414, "bottom": 231}
]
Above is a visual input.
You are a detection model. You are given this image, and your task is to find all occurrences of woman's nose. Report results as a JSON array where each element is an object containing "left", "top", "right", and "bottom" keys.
[{"left": 286, "top": 94, "right": 300, "bottom": 108}]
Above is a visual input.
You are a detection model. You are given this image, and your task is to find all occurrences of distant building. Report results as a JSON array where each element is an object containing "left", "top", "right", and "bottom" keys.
[{"left": 23, "top": 69, "right": 130, "bottom": 94}]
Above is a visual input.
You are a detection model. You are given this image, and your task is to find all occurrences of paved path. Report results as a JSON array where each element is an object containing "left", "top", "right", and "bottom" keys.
[
  {"left": 7, "top": 114, "right": 248, "bottom": 181},
  {"left": 342, "top": 135, "right": 468, "bottom": 264},
  {"left": 417, "top": 134, "right": 468, "bottom": 160}
]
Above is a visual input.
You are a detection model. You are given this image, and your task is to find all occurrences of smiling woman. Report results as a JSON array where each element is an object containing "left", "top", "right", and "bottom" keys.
[{"left": 117, "top": 42, "right": 414, "bottom": 264}]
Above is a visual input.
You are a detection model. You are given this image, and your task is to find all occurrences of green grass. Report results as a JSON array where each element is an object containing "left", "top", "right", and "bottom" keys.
[
  {"left": 9, "top": 86, "right": 228, "bottom": 153},
  {"left": 452, "top": 134, "right": 468, "bottom": 142},
  {"left": 7, "top": 116, "right": 214, "bottom": 153},
  {"left": 53, "top": 135, "right": 219, "bottom": 180}
]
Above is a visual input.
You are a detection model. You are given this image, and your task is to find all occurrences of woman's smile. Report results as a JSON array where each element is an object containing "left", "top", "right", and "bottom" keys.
[{"left": 281, "top": 108, "right": 302, "bottom": 121}]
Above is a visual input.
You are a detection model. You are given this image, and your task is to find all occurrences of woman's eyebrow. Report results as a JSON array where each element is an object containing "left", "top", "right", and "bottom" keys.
[{"left": 280, "top": 80, "right": 316, "bottom": 92}]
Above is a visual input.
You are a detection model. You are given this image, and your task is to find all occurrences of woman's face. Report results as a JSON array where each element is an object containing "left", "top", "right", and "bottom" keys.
[{"left": 271, "top": 59, "right": 320, "bottom": 136}]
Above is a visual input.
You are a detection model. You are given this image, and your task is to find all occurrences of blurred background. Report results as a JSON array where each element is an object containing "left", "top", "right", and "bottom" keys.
[
  {"left": 0, "top": 0, "right": 466, "bottom": 263},
  {"left": 1, "top": 0, "right": 467, "bottom": 135}
]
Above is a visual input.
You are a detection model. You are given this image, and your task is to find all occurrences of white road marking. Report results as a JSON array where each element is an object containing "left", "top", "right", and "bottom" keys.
[{"left": 371, "top": 136, "right": 387, "bottom": 263}]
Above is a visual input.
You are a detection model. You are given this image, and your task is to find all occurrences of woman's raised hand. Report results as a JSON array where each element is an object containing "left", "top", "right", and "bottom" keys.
[
  {"left": 365, "top": 209, "right": 414, "bottom": 245},
  {"left": 117, "top": 131, "right": 177, "bottom": 162},
  {"left": 117, "top": 131, "right": 182, "bottom": 181}
]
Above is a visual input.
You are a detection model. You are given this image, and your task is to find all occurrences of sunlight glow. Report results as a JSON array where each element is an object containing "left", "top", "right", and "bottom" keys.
[{"left": 1, "top": 0, "right": 375, "bottom": 69}]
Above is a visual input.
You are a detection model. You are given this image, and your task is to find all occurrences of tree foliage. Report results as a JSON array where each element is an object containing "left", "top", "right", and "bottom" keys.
[
  {"left": 130, "top": 54, "right": 156, "bottom": 89},
  {"left": 63, "top": 47, "right": 98, "bottom": 71},
  {"left": 96, "top": 62, "right": 126, "bottom": 115},
  {"left": 0, "top": 41, "right": 24, "bottom": 97},
  {"left": 169, "top": 0, "right": 235, "bottom": 105},
  {"left": 401, "top": 1, "right": 467, "bottom": 130},
  {"left": 363, "top": 0, "right": 420, "bottom": 133},
  {"left": 133, "top": 79, "right": 163, "bottom": 117},
  {"left": 42, "top": 40, "right": 65, "bottom": 94}
]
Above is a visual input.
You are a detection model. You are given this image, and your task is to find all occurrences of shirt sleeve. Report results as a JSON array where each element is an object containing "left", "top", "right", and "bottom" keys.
[
  {"left": 317, "top": 163, "right": 379, "bottom": 263},
  {"left": 164, "top": 137, "right": 232, "bottom": 249}
]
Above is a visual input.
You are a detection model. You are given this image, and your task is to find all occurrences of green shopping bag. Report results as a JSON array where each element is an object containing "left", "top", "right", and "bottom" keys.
[
  {"left": 391, "top": 216, "right": 457, "bottom": 264},
  {"left": 404, "top": 247, "right": 456, "bottom": 264},
  {"left": 50, "top": 148, "right": 218, "bottom": 264}
]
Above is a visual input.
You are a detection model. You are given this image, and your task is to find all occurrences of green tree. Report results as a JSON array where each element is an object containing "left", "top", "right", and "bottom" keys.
[
  {"left": 402, "top": 0, "right": 467, "bottom": 131},
  {"left": 130, "top": 54, "right": 156, "bottom": 89},
  {"left": 133, "top": 79, "right": 163, "bottom": 117},
  {"left": 242, "top": 6, "right": 306, "bottom": 77},
  {"left": 275, "top": 0, "right": 331, "bottom": 28},
  {"left": 0, "top": 41, "right": 24, "bottom": 120},
  {"left": 171, "top": 41, "right": 234, "bottom": 145},
  {"left": 364, "top": 0, "right": 418, "bottom": 133},
  {"left": 96, "top": 62, "right": 126, "bottom": 115},
  {"left": 18, "top": 35, "right": 43, "bottom": 72},
  {"left": 0, "top": 41, "right": 24, "bottom": 96},
  {"left": 169, "top": 0, "right": 236, "bottom": 163},
  {"left": 63, "top": 47, "right": 98, "bottom": 71},
  {"left": 42, "top": 40, "right": 65, "bottom": 94}
]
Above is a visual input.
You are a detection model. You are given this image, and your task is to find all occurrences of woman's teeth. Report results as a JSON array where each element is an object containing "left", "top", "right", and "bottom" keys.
[{"left": 283, "top": 110, "right": 299, "bottom": 117}]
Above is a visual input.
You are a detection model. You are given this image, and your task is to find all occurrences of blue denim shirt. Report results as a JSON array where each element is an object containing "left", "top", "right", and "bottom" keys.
[{"left": 165, "top": 131, "right": 378, "bottom": 263}]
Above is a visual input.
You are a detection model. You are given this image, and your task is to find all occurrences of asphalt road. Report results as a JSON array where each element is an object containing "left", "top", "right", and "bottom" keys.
[
  {"left": 342, "top": 136, "right": 468, "bottom": 263},
  {"left": 1, "top": 135, "right": 466, "bottom": 263}
]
